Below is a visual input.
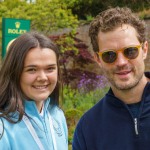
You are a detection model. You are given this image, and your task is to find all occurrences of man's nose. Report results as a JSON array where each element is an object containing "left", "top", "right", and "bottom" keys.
[{"left": 115, "top": 52, "right": 128, "bottom": 66}]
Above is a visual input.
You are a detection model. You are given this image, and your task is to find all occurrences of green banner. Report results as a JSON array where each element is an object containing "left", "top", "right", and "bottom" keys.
[{"left": 2, "top": 18, "right": 30, "bottom": 58}]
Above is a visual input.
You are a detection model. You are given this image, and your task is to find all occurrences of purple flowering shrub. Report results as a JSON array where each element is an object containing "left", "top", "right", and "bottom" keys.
[
  {"left": 49, "top": 33, "right": 108, "bottom": 92},
  {"left": 49, "top": 33, "right": 109, "bottom": 145},
  {"left": 77, "top": 71, "right": 108, "bottom": 93}
]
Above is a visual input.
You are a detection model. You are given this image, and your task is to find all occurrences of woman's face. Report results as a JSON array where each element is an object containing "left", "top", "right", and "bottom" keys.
[{"left": 20, "top": 47, "right": 58, "bottom": 111}]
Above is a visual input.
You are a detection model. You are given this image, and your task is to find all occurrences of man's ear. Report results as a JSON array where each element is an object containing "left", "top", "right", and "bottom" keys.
[
  {"left": 94, "top": 52, "right": 102, "bottom": 67},
  {"left": 142, "top": 41, "right": 148, "bottom": 60}
]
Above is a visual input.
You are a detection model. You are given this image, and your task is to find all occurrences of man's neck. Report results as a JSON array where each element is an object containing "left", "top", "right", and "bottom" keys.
[{"left": 111, "top": 77, "right": 148, "bottom": 104}]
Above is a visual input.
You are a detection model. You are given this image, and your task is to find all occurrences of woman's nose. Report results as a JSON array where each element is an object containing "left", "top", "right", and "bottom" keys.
[{"left": 37, "top": 71, "right": 47, "bottom": 81}]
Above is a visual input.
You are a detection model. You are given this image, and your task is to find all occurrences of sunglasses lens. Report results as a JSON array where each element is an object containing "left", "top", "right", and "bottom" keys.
[
  {"left": 124, "top": 47, "right": 139, "bottom": 59},
  {"left": 102, "top": 51, "right": 117, "bottom": 63}
]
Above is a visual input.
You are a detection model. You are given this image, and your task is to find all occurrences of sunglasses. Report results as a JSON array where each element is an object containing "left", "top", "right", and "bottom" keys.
[{"left": 97, "top": 45, "right": 142, "bottom": 64}]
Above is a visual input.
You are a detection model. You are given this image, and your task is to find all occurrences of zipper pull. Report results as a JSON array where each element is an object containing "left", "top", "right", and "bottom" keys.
[{"left": 134, "top": 118, "right": 139, "bottom": 135}]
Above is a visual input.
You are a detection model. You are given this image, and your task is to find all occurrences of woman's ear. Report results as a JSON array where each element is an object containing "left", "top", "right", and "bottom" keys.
[
  {"left": 94, "top": 52, "right": 102, "bottom": 67},
  {"left": 142, "top": 41, "right": 148, "bottom": 60}
]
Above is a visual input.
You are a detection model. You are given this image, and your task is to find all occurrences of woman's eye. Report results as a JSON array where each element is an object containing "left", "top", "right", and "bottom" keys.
[
  {"left": 27, "top": 68, "right": 36, "bottom": 72},
  {"left": 47, "top": 67, "right": 56, "bottom": 72}
]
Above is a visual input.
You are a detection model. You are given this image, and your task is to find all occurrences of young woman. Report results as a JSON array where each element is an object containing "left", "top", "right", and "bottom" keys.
[{"left": 0, "top": 32, "right": 68, "bottom": 150}]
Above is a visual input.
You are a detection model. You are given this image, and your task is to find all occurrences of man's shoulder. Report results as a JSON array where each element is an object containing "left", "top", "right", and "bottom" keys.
[
  {"left": 145, "top": 72, "right": 150, "bottom": 79},
  {"left": 87, "top": 97, "right": 105, "bottom": 114}
]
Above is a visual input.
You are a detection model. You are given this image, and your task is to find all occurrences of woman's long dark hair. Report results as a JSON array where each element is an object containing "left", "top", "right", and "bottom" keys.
[{"left": 0, "top": 32, "right": 61, "bottom": 123}]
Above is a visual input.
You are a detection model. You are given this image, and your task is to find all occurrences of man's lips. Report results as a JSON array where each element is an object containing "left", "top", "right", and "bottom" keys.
[{"left": 116, "top": 70, "right": 131, "bottom": 75}]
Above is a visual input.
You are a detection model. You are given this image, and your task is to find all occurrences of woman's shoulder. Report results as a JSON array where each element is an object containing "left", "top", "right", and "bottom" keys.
[
  {"left": 48, "top": 105, "right": 68, "bottom": 142},
  {"left": 0, "top": 118, "right": 10, "bottom": 149},
  {"left": 0, "top": 118, "right": 4, "bottom": 140},
  {"left": 49, "top": 105, "right": 65, "bottom": 119},
  {"left": 48, "top": 105, "right": 67, "bottom": 130}
]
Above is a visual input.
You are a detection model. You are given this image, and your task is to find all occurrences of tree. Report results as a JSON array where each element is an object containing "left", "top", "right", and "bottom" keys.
[
  {"left": 0, "top": 0, "right": 78, "bottom": 33},
  {"left": 0, "top": 0, "right": 78, "bottom": 61},
  {"left": 62, "top": 0, "right": 150, "bottom": 19}
]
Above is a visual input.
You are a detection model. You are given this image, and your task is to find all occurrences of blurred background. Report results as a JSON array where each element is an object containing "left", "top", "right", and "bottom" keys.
[{"left": 0, "top": 0, "right": 150, "bottom": 149}]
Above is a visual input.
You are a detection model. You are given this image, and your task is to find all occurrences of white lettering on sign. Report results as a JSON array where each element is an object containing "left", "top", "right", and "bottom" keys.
[{"left": 8, "top": 29, "right": 27, "bottom": 34}]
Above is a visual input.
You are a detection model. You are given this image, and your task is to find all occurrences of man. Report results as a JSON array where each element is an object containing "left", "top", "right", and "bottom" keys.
[{"left": 73, "top": 7, "right": 149, "bottom": 150}]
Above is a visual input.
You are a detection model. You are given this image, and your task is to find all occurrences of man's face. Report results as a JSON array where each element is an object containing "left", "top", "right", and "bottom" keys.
[{"left": 96, "top": 24, "right": 148, "bottom": 91}]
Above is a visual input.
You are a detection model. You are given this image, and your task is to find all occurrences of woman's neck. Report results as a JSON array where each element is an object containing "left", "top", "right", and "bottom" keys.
[{"left": 35, "top": 101, "right": 44, "bottom": 113}]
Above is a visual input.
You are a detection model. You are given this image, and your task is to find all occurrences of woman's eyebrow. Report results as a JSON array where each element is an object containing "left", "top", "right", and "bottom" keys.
[{"left": 24, "top": 64, "right": 57, "bottom": 68}]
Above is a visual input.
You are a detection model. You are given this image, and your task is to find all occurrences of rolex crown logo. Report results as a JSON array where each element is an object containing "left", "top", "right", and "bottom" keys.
[{"left": 15, "top": 22, "right": 21, "bottom": 28}]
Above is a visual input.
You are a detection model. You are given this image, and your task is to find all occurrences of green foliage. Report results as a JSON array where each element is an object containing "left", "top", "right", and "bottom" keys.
[
  {"left": 137, "top": 8, "right": 150, "bottom": 19},
  {"left": 62, "top": 0, "right": 150, "bottom": 20},
  {"left": 52, "top": 33, "right": 78, "bottom": 53},
  {"left": 62, "top": 85, "right": 109, "bottom": 112},
  {"left": 0, "top": 0, "right": 78, "bottom": 33},
  {"left": 62, "top": 85, "right": 109, "bottom": 144},
  {"left": 65, "top": 109, "right": 82, "bottom": 144},
  {"left": 0, "top": 0, "right": 78, "bottom": 59}
]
